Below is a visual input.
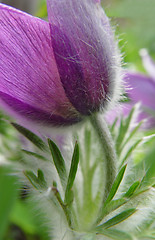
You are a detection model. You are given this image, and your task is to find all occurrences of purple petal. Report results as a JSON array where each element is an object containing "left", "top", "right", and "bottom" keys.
[
  {"left": 106, "top": 70, "right": 155, "bottom": 129},
  {"left": 106, "top": 102, "right": 155, "bottom": 129},
  {"left": 47, "top": 0, "right": 120, "bottom": 115},
  {"left": 125, "top": 72, "right": 155, "bottom": 111},
  {"left": 139, "top": 49, "right": 155, "bottom": 81},
  {"left": 0, "top": 92, "right": 80, "bottom": 125},
  {"left": 123, "top": 72, "right": 155, "bottom": 128},
  {"left": 0, "top": 4, "right": 80, "bottom": 125}
]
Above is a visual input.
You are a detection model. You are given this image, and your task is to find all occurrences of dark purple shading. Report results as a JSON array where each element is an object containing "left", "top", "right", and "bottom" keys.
[
  {"left": 47, "top": 0, "right": 118, "bottom": 115},
  {"left": 0, "top": 91, "right": 82, "bottom": 126},
  {"left": 50, "top": 25, "right": 95, "bottom": 115}
]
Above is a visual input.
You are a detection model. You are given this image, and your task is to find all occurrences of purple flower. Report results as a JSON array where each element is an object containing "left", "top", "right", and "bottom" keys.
[
  {"left": 106, "top": 49, "right": 155, "bottom": 128},
  {"left": 0, "top": 1, "right": 120, "bottom": 126}
]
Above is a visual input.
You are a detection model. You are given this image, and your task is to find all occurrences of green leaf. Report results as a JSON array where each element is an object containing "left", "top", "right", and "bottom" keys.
[
  {"left": 24, "top": 169, "right": 47, "bottom": 190},
  {"left": 97, "top": 208, "right": 136, "bottom": 230},
  {"left": 132, "top": 187, "right": 150, "bottom": 200},
  {"left": 53, "top": 181, "right": 57, "bottom": 188},
  {"left": 96, "top": 166, "right": 127, "bottom": 224},
  {"left": 22, "top": 149, "right": 48, "bottom": 161},
  {"left": 105, "top": 165, "right": 127, "bottom": 205},
  {"left": 120, "top": 139, "right": 142, "bottom": 167},
  {"left": 48, "top": 139, "right": 67, "bottom": 188},
  {"left": 116, "top": 118, "right": 124, "bottom": 154},
  {"left": 124, "top": 181, "right": 140, "bottom": 198},
  {"left": 37, "top": 169, "right": 47, "bottom": 188},
  {"left": 65, "top": 142, "right": 79, "bottom": 205},
  {"left": 121, "top": 121, "right": 144, "bottom": 151},
  {"left": 141, "top": 145, "right": 155, "bottom": 187},
  {"left": 100, "top": 198, "right": 127, "bottom": 219},
  {"left": 110, "top": 118, "right": 118, "bottom": 137},
  {"left": 0, "top": 167, "right": 19, "bottom": 240},
  {"left": 12, "top": 123, "right": 47, "bottom": 151},
  {"left": 98, "top": 229, "right": 133, "bottom": 240},
  {"left": 120, "top": 121, "right": 143, "bottom": 152},
  {"left": 24, "top": 170, "right": 39, "bottom": 189},
  {"left": 116, "top": 107, "right": 135, "bottom": 155}
]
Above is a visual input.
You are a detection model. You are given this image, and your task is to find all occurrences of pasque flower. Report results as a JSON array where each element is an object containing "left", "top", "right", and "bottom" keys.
[
  {"left": 106, "top": 49, "right": 155, "bottom": 128},
  {"left": 0, "top": 0, "right": 121, "bottom": 126},
  {"left": 124, "top": 50, "right": 155, "bottom": 127}
]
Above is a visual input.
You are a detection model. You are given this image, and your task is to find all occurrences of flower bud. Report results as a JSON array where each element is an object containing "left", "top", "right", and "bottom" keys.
[{"left": 0, "top": 1, "right": 121, "bottom": 125}]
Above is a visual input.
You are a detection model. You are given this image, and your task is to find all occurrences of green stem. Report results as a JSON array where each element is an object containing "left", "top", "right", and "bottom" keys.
[
  {"left": 52, "top": 187, "right": 73, "bottom": 228},
  {"left": 90, "top": 113, "right": 117, "bottom": 201}
]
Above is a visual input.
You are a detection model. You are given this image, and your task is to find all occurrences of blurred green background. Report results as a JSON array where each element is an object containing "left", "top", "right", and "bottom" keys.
[{"left": 0, "top": 0, "right": 155, "bottom": 239}]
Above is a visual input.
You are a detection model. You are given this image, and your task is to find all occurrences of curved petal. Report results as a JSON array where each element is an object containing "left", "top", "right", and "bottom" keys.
[
  {"left": 106, "top": 70, "right": 155, "bottom": 129},
  {"left": 0, "top": 92, "right": 80, "bottom": 125},
  {"left": 106, "top": 102, "right": 155, "bottom": 129},
  {"left": 125, "top": 72, "right": 155, "bottom": 111},
  {"left": 47, "top": 0, "right": 120, "bottom": 115},
  {"left": 0, "top": 4, "right": 80, "bottom": 125}
]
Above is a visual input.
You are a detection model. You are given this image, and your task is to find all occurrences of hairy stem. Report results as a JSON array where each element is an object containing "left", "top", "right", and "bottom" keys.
[
  {"left": 90, "top": 113, "right": 117, "bottom": 201},
  {"left": 52, "top": 187, "right": 73, "bottom": 228}
]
